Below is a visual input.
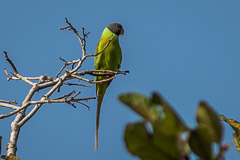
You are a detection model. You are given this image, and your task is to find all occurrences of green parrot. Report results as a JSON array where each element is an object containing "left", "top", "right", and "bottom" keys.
[{"left": 94, "top": 23, "right": 124, "bottom": 151}]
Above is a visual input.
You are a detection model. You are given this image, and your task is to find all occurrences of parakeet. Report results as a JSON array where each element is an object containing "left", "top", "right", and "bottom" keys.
[{"left": 94, "top": 23, "right": 124, "bottom": 151}]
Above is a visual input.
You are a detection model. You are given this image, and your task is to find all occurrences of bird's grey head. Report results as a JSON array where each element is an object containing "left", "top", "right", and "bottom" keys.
[{"left": 107, "top": 23, "right": 124, "bottom": 36}]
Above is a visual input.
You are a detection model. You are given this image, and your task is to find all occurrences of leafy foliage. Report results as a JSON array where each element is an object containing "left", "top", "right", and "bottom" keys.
[
  {"left": 119, "top": 92, "right": 226, "bottom": 160},
  {"left": 0, "top": 155, "right": 21, "bottom": 160},
  {"left": 220, "top": 115, "right": 240, "bottom": 154}
]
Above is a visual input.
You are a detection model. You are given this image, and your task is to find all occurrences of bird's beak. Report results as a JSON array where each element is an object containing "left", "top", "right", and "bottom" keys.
[{"left": 120, "top": 28, "right": 124, "bottom": 35}]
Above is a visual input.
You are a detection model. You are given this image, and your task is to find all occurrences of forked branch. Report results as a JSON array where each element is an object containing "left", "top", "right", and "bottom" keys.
[{"left": 1, "top": 18, "right": 129, "bottom": 157}]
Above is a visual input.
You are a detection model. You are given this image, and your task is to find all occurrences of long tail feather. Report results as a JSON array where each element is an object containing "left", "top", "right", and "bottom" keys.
[
  {"left": 95, "top": 82, "right": 108, "bottom": 151},
  {"left": 95, "top": 94, "right": 103, "bottom": 151}
]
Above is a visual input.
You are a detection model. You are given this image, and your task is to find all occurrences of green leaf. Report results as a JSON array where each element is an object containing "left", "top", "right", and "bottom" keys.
[
  {"left": 233, "top": 133, "right": 240, "bottom": 154},
  {"left": 196, "top": 101, "right": 222, "bottom": 143},
  {"left": 152, "top": 130, "right": 186, "bottom": 159},
  {"left": 124, "top": 122, "right": 178, "bottom": 160},
  {"left": 189, "top": 102, "right": 224, "bottom": 159},
  {"left": 152, "top": 92, "right": 188, "bottom": 135},
  {"left": 220, "top": 115, "right": 240, "bottom": 155},
  {"left": 189, "top": 128, "right": 212, "bottom": 160},
  {"left": 119, "top": 93, "right": 162, "bottom": 123},
  {"left": 0, "top": 155, "right": 21, "bottom": 160},
  {"left": 220, "top": 115, "right": 240, "bottom": 133}
]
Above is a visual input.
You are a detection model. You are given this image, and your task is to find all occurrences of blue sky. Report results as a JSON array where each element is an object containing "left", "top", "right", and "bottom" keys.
[{"left": 1, "top": 0, "right": 240, "bottom": 159}]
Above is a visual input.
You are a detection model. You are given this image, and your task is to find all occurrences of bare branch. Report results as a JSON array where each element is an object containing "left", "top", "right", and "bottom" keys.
[
  {"left": 3, "top": 51, "right": 18, "bottom": 74},
  {"left": 56, "top": 57, "right": 81, "bottom": 77},
  {"left": 76, "top": 101, "right": 90, "bottom": 110},
  {"left": 66, "top": 101, "right": 77, "bottom": 108},
  {"left": 63, "top": 82, "right": 91, "bottom": 88},
  {"left": 72, "top": 91, "right": 81, "bottom": 99},
  {"left": 3, "top": 53, "right": 35, "bottom": 84},
  {"left": 60, "top": 18, "right": 87, "bottom": 57},
  {"left": 17, "top": 76, "right": 68, "bottom": 127},
  {"left": 56, "top": 64, "right": 67, "bottom": 77},
  {"left": 71, "top": 75, "right": 115, "bottom": 84},
  {"left": 86, "top": 35, "right": 114, "bottom": 57},
  {"left": 3, "top": 68, "right": 47, "bottom": 82},
  {"left": 3, "top": 68, "right": 34, "bottom": 86},
  {"left": 59, "top": 26, "right": 71, "bottom": 30},
  {"left": 75, "top": 70, "right": 130, "bottom": 77},
  {"left": 3, "top": 68, "right": 15, "bottom": 81},
  {"left": 2, "top": 18, "right": 128, "bottom": 156},
  {"left": 53, "top": 90, "right": 76, "bottom": 100},
  {"left": 0, "top": 103, "right": 19, "bottom": 110},
  {"left": 0, "top": 103, "right": 30, "bottom": 119},
  {"left": 0, "top": 100, "right": 18, "bottom": 104},
  {"left": 59, "top": 57, "right": 80, "bottom": 65},
  {"left": 29, "top": 96, "right": 96, "bottom": 105}
]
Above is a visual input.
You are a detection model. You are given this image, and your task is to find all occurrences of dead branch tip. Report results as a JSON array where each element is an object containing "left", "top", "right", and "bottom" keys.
[{"left": 3, "top": 51, "right": 18, "bottom": 74}]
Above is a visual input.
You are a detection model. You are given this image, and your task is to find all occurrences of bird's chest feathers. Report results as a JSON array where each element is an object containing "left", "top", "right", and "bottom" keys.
[{"left": 96, "top": 36, "right": 122, "bottom": 70}]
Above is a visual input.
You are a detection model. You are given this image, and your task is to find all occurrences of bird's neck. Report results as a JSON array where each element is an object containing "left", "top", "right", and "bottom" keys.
[{"left": 102, "top": 28, "right": 119, "bottom": 41}]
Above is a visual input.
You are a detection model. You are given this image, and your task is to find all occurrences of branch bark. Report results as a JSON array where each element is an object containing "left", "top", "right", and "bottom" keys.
[{"left": 2, "top": 18, "right": 129, "bottom": 157}]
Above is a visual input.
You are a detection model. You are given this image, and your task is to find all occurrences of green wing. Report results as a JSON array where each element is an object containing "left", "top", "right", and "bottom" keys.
[{"left": 94, "top": 28, "right": 122, "bottom": 151}]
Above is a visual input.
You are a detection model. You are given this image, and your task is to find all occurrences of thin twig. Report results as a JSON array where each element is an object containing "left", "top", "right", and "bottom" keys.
[
  {"left": 3, "top": 51, "right": 18, "bottom": 74},
  {"left": 56, "top": 57, "right": 81, "bottom": 77},
  {"left": 0, "top": 100, "right": 18, "bottom": 104},
  {"left": 86, "top": 35, "right": 114, "bottom": 57},
  {"left": 63, "top": 18, "right": 86, "bottom": 55},
  {"left": 76, "top": 101, "right": 90, "bottom": 110},
  {"left": 59, "top": 26, "right": 71, "bottom": 30},
  {"left": 56, "top": 64, "right": 67, "bottom": 77},
  {"left": 53, "top": 90, "right": 76, "bottom": 100},
  {"left": 63, "top": 82, "right": 91, "bottom": 88},
  {"left": 72, "top": 91, "right": 81, "bottom": 99},
  {"left": 75, "top": 70, "right": 130, "bottom": 76},
  {"left": 71, "top": 75, "right": 115, "bottom": 84}
]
